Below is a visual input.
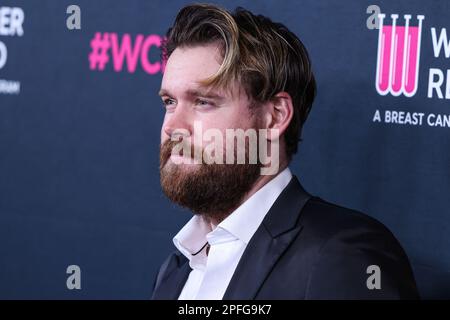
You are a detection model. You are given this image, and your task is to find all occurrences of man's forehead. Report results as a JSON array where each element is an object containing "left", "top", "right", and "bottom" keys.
[
  {"left": 164, "top": 44, "right": 223, "bottom": 76},
  {"left": 160, "top": 45, "right": 246, "bottom": 101}
]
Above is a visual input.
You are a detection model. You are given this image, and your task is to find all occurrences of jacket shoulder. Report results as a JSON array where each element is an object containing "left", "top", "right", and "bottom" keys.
[
  {"left": 300, "top": 196, "right": 396, "bottom": 242},
  {"left": 298, "top": 197, "right": 419, "bottom": 299}
]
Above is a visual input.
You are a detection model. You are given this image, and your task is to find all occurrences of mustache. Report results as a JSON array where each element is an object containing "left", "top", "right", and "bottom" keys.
[{"left": 159, "top": 139, "right": 204, "bottom": 167}]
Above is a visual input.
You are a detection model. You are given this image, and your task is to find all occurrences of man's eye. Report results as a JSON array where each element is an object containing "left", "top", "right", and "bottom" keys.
[
  {"left": 195, "top": 99, "right": 214, "bottom": 107},
  {"left": 162, "top": 98, "right": 176, "bottom": 109}
]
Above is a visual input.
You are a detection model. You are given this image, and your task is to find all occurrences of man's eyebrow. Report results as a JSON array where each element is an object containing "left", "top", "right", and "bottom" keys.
[
  {"left": 158, "top": 88, "right": 225, "bottom": 100},
  {"left": 185, "top": 89, "right": 225, "bottom": 100},
  {"left": 158, "top": 89, "right": 170, "bottom": 97}
]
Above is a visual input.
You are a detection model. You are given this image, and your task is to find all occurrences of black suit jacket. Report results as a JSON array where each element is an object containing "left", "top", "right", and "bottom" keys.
[{"left": 151, "top": 176, "right": 419, "bottom": 299}]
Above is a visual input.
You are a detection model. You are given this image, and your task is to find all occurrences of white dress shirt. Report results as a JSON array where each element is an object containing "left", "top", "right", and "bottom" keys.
[{"left": 173, "top": 167, "right": 293, "bottom": 300}]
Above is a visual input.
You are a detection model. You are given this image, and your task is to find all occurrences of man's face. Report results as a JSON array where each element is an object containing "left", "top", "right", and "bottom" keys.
[
  {"left": 159, "top": 43, "right": 262, "bottom": 219},
  {"left": 159, "top": 43, "right": 257, "bottom": 162}
]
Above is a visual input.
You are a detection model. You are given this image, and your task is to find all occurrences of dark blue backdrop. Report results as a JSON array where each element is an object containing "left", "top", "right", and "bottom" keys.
[{"left": 0, "top": 0, "right": 449, "bottom": 299}]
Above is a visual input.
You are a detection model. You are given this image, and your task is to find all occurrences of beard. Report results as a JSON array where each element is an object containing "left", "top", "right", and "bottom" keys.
[{"left": 160, "top": 139, "right": 261, "bottom": 222}]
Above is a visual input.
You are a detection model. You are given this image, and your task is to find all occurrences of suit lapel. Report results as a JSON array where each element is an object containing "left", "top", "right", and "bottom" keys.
[
  {"left": 151, "top": 253, "right": 191, "bottom": 300},
  {"left": 223, "top": 176, "right": 311, "bottom": 300}
]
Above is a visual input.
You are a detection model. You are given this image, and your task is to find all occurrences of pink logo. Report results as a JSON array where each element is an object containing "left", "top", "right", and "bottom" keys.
[
  {"left": 376, "top": 14, "right": 425, "bottom": 97},
  {"left": 89, "top": 32, "right": 164, "bottom": 74}
]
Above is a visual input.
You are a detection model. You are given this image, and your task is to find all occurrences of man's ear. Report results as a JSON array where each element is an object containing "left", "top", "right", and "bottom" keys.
[{"left": 263, "top": 92, "right": 294, "bottom": 141}]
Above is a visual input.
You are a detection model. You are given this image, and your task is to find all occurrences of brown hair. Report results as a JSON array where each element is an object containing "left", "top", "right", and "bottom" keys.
[{"left": 162, "top": 3, "right": 316, "bottom": 159}]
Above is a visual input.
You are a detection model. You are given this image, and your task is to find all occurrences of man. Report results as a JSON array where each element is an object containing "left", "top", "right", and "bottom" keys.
[{"left": 152, "top": 3, "right": 419, "bottom": 299}]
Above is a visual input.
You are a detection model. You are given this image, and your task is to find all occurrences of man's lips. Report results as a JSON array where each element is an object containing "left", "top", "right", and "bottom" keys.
[
  {"left": 169, "top": 153, "right": 187, "bottom": 162},
  {"left": 169, "top": 152, "right": 198, "bottom": 165}
]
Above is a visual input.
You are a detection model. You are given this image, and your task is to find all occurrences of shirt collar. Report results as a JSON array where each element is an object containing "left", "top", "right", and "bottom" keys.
[
  {"left": 173, "top": 167, "right": 293, "bottom": 260},
  {"left": 216, "top": 167, "right": 292, "bottom": 244}
]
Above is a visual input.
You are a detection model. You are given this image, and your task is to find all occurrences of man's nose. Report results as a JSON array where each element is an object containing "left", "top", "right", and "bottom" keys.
[{"left": 162, "top": 104, "right": 192, "bottom": 138}]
